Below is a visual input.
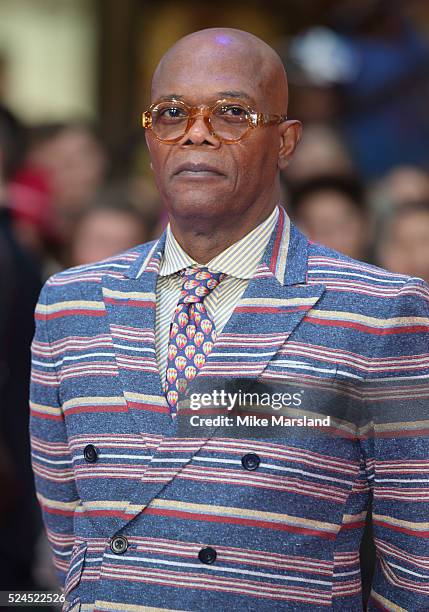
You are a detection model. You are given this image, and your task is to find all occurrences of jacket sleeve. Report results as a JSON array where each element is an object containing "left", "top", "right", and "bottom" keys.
[
  {"left": 362, "top": 277, "right": 429, "bottom": 611},
  {"left": 29, "top": 280, "right": 80, "bottom": 589}
]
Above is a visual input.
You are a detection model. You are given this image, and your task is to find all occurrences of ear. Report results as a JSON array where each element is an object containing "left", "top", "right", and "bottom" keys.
[{"left": 278, "top": 120, "right": 302, "bottom": 170}]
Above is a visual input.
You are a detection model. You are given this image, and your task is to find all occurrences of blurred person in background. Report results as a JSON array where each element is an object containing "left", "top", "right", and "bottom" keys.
[
  {"left": 0, "top": 104, "right": 43, "bottom": 591},
  {"left": 288, "top": 174, "right": 371, "bottom": 261},
  {"left": 371, "top": 165, "right": 429, "bottom": 215},
  {"left": 331, "top": 0, "right": 429, "bottom": 178},
  {"left": 27, "top": 121, "right": 108, "bottom": 266},
  {"left": 282, "top": 124, "right": 355, "bottom": 185},
  {"left": 284, "top": 24, "right": 355, "bottom": 125},
  {"left": 285, "top": 0, "right": 429, "bottom": 179},
  {"left": 7, "top": 167, "right": 56, "bottom": 275},
  {"left": 68, "top": 184, "right": 156, "bottom": 267},
  {"left": 377, "top": 200, "right": 429, "bottom": 283}
]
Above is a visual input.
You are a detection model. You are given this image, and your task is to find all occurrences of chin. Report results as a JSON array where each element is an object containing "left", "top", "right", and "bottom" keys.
[{"left": 167, "top": 193, "right": 228, "bottom": 220}]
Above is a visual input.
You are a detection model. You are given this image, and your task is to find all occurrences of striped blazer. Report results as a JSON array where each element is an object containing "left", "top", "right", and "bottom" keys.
[{"left": 29, "top": 207, "right": 429, "bottom": 611}]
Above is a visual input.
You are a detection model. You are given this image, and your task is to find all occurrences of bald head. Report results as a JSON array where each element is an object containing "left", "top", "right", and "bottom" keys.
[{"left": 151, "top": 28, "right": 289, "bottom": 114}]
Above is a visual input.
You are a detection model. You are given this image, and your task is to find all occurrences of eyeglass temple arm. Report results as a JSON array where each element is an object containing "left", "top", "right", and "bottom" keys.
[{"left": 258, "top": 113, "right": 288, "bottom": 125}]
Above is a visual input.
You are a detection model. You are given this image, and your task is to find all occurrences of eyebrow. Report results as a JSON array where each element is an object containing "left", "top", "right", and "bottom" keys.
[
  {"left": 157, "top": 94, "right": 185, "bottom": 101},
  {"left": 156, "top": 91, "right": 256, "bottom": 104},
  {"left": 217, "top": 91, "right": 255, "bottom": 103}
]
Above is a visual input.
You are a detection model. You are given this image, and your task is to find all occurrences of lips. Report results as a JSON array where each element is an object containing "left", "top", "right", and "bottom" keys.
[{"left": 173, "top": 162, "right": 225, "bottom": 177}]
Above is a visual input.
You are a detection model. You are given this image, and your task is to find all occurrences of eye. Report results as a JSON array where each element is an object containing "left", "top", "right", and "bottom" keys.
[
  {"left": 218, "top": 105, "right": 248, "bottom": 121},
  {"left": 157, "top": 106, "right": 187, "bottom": 121}
]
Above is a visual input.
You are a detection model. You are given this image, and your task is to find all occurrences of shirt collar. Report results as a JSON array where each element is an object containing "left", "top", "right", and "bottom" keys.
[{"left": 159, "top": 206, "right": 279, "bottom": 280}]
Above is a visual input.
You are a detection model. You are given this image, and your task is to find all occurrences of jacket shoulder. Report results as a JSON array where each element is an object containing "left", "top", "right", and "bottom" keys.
[
  {"left": 41, "top": 240, "right": 158, "bottom": 301},
  {"left": 307, "top": 241, "right": 427, "bottom": 293}
]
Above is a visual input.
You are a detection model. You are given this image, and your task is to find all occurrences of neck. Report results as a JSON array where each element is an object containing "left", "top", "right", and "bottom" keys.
[
  {"left": 168, "top": 181, "right": 281, "bottom": 263},
  {"left": 170, "top": 202, "right": 277, "bottom": 264}
]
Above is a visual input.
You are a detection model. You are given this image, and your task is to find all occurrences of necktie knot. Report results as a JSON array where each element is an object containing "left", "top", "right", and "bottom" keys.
[{"left": 178, "top": 266, "right": 225, "bottom": 304}]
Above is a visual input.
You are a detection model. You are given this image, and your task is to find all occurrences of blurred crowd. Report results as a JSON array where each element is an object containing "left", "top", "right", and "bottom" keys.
[{"left": 0, "top": 0, "right": 429, "bottom": 602}]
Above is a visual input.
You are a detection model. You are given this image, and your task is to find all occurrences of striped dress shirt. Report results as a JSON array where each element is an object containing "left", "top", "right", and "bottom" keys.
[{"left": 155, "top": 206, "right": 279, "bottom": 382}]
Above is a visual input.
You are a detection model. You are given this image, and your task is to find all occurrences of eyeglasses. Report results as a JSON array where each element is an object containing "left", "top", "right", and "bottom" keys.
[{"left": 142, "top": 98, "right": 287, "bottom": 144}]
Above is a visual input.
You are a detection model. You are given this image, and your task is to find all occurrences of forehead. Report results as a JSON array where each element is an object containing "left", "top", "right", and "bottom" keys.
[{"left": 151, "top": 42, "right": 266, "bottom": 106}]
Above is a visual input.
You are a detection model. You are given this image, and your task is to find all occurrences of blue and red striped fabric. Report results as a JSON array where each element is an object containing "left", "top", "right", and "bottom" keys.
[{"left": 29, "top": 207, "right": 429, "bottom": 611}]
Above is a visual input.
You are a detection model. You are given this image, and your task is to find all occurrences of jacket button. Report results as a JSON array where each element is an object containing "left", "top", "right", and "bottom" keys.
[
  {"left": 198, "top": 546, "right": 217, "bottom": 564},
  {"left": 83, "top": 444, "right": 98, "bottom": 463},
  {"left": 241, "top": 453, "right": 260, "bottom": 471},
  {"left": 110, "top": 535, "right": 128, "bottom": 554}
]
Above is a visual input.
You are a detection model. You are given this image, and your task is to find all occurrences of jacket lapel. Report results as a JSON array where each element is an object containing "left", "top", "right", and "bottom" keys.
[
  {"left": 198, "top": 207, "right": 326, "bottom": 382},
  {"left": 101, "top": 235, "right": 186, "bottom": 530},
  {"left": 101, "top": 235, "right": 171, "bottom": 438}
]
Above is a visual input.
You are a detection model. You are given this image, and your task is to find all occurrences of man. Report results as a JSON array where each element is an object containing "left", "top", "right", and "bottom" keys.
[
  {"left": 377, "top": 200, "right": 429, "bottom": 284},
  {"left": 288, "top": 174, "right": 370, "bottom": 262},
  {"left": 30, "top": 29, "right": 429, "bottom": 611}
]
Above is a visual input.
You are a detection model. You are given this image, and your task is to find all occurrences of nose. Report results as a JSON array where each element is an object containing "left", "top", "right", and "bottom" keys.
[{"left": 179, "top": 112, "right": 221, "bottom": 147}]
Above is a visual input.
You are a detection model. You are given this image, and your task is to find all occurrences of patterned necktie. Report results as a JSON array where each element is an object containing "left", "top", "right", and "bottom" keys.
[{"left": 164, "top": 266, "right": 225, "bottom": 415}]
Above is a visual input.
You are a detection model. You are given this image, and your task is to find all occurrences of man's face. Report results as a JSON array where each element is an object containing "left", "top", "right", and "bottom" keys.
[
  {"left": 379, "top": 210, "right": 429, "bottom": 283},
  {"left": 295, "top": 190, "right": 367, "bottom": 261},
  {"left": 145, "top": 41, "right": 288, "bottom": 224}
]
